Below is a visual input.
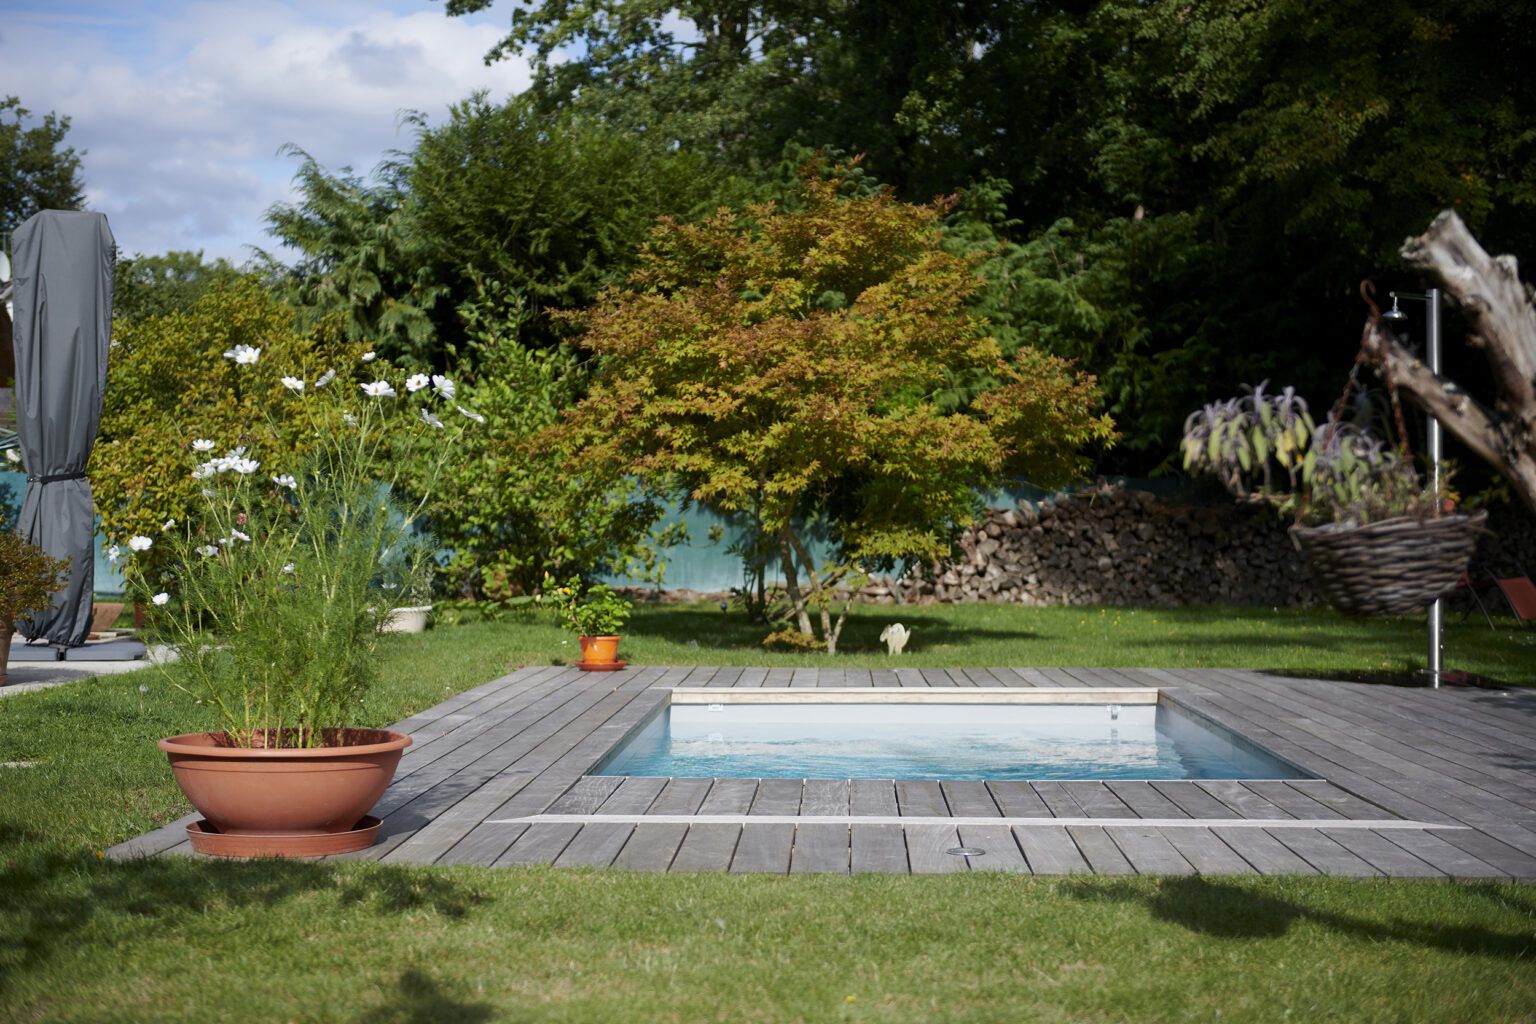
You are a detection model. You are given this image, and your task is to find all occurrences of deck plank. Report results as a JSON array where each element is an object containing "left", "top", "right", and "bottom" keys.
[
  {"left": 1067, "top": 826, "right": 1135, "bottom": 875},
  {"left": 669, "top": 824, "right": 742, "bottom": 872},
  {"left": 1162, "top": 828, "right": 1256, "bottom": 875},
  {"left": 791, "top": 824, "right": 852, "bottom": 874},
  {"left": 896, "top": 780, "right": 949, "bottom": 817},
  {"left": 1105, "top": 782, "right": 1189, "bottom": 819},
  {"left": 493, "top": 823, "right": 581, "bottom": 866},
  {"left": 751, "top": 778, "right": 804, "bottom": 816},
  {"left": 801, "top": 779, "right": 850, "bottom": 816},
  {"left": 987, "top": 781, "right": 1053, "bottom": 818},
  {"left": 941, "top": 780, "right": 1001, "bottom": 817},
  {"left": 730, "top": 823, "right": 794, "bottom": 874},
  {"left": 1013, "top": 827, "right": 1090, "bottom": 874},
  {"left": 1209, "top": 827, "right": 1318, "bottom": 876},
  {"left": 595, "top": 776, "right": 668, "bottom": 814},
  {"left": 1106, "top": 826, "right": 1196, "bottom": 875},
  {"left": 1265, "top": 830, "right": 1380, "bottom": 876},
  {"left": 851, "top": 824, "right": 909, "bottom": 873},
  {"left": 851, "top": 779, "right": 899, "bottom": 816},
  {"left": 554, "top": 823, "right": 635, "bottom": 868},
  {"left": 649, "top": 778, "right": 714, "bottom": 815},
  {"left": 904, "top": 824, "right": 967, "bottom": 873},
  {"left": 957, "top": 824, "right": 1029, "bottom": 872},
  {"left": 612, "top": 823, "right": 687, "bottom": 872}
]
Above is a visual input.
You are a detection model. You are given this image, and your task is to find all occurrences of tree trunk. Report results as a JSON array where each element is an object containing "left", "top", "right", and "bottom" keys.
[
  {"left": 1362, "top": 210, "right": 1536, "bottom": 514},
  {"left": 778, "top": 531, "right": 813, "bottom": 637}
]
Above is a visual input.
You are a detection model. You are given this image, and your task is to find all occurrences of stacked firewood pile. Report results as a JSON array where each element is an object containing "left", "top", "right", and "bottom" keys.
[{"left": 862, "top": 481, "right": 1314, "bottom": 607}]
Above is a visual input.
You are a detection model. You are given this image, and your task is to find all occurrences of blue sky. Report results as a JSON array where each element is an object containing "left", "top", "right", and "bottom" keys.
[{"left": 0, "top": 0, "right": 532, "bottom": 263}]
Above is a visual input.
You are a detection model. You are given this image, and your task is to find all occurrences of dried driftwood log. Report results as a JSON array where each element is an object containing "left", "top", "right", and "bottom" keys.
[{"left": 1362, "top": 210, "right": 1536, "bottom": 513}]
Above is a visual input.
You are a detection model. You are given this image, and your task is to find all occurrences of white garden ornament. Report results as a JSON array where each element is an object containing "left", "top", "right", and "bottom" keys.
[{"left": 879, "top": 623, "right": 911, "bottom": 656}]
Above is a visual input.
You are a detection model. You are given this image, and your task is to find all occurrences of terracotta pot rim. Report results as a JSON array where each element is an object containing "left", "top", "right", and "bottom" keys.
[
  {"left": 159, "top": 729, "right": 412, "bottom": 758},
  {"left": 578, "top": 634, "right": 623, "bottom": 641}
]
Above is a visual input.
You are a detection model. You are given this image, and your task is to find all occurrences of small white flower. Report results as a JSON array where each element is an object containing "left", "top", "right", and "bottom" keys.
[
  {"left": 128, "top": 535, "right": 153, "bottom": 552},
  {"left": 282, "top": 562, "right": 296, "bottom": 574},
  {"left": 192, "top": 463, "right": 214, "bottom": 480},
  {"left": 106, "top": 545, "right": 120, "bottom": 563},
  {"left": 226, "top": 446, "right": 247, "bottom": 458},
  {"left": 191, "top": 439, "right": 216, "bottom": 452},
  {"left": 361, "top": 351, "right": 377, "bottom": 362},
  {"left": 223, "top": 344, "right": 260, "bottom": 365},
  {"left": 455, "top": 404, "right": 486, "bottom": 424},
  {"left": 314, "top": 369, "right": 336, "bottom": 389},
  {"left": 4, "top": 449, "right": 19, "bottom": 464},
  {"left": 419, "top": 408, "right": 444, "bottom": 430},
  {"left": 196, "top": 544, "right": 219, "bottom": 557},
  {"left": 405, "top": 373, "right": 430, "bottom": 393},
  {"left": 151, "top": 592, "right": 169, "bottom": 606},
  {"left": 230, "top": 458, "right": 260, "bottom": 475},
  {"left": 432, "top": 374, "right": 455, "bottom": 399},
  {"left": 230, "top": 529, "right": 251, "bottom": 542},
  {"left": 342, "top": 413, "right": 357, "bottom": 426},
  {"left": 361, "top": 380, "right": 396, "bottom": 398},
  {"left": 281, "top": 376, "right": 305, "bottom": 392},
  {"left": 272, "top": 474, "right": 297, "bottom": 490},
  {"left": 162, "top": 519, "right": 176, "bottom": 531}
]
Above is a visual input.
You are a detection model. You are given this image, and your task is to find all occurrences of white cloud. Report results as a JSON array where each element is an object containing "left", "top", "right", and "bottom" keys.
[{"left": 0, "top": 1, "right": 530, "bottom": 262}]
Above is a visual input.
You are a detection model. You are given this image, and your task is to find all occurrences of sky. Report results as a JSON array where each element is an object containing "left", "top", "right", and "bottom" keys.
[{"left": 0, "top": 0, "right": 533, "bottom": 264}]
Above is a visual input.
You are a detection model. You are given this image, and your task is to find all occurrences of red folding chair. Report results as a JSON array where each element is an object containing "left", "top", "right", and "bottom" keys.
[{"left": 1490, "top": 572, "right": 1536, "bottom": 627}]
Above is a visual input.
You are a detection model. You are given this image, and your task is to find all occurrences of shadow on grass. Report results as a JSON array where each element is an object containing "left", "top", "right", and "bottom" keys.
[
  {"left": 1067, "top": 876, "right": 1536, "bottom": 960},
  {"left": 626, "top": 606, "right": 1039, "bottom": 654},
  {"left": 0, "top": 830, "right": 486, "bottom": 997},
  {"left": 353, "top": 968, "right": 496, "bottom": 1024}
]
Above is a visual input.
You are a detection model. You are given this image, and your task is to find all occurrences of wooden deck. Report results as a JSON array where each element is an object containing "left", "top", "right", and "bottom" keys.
[{"left": 109, "top": 665, "right": 1536, "bottom": 877}]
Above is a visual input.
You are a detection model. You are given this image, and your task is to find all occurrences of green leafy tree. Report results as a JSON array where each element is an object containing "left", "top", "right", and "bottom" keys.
[
  {"left": 399, "top": 305, "right": 669, "bottom": 600},
  {"left": 113, "top": 250, "right": 247, "bottom": 323},
  {"left": 550, "top": 176, "right": 1114, "bottom": 653},
  {"left": 0, "top": 96, "right": 85, "bottom": 235}
]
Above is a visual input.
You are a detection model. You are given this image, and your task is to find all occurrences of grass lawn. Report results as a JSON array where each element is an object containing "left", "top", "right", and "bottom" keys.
[{"left": 2, "top": 609, "right": 1534, "bottom": 1022}]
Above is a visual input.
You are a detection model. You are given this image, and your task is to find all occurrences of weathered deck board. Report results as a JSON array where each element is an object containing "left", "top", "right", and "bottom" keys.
[{"left": 110, "top": 663, "right": 1536, "bottom": 878}]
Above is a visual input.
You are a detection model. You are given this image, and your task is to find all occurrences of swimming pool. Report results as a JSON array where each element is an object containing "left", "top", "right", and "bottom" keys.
[{"left": 594, "top": 696, "right": 1309, "bottom": 782}]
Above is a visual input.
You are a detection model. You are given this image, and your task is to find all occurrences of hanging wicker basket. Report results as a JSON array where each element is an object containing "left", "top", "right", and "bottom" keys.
[{"left": 1289, "top": 512, "right": 1488, "bottom": 617}]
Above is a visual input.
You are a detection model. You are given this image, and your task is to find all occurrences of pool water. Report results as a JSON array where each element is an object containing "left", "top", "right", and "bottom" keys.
[{"left": 594, "top": 703, "right": 1308, "bottom": 781}]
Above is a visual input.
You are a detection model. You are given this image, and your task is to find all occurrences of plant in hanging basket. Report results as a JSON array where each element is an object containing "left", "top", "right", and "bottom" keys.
[
  {"left": 1182, "top": 381, "right": 1485, "bottom": 616},
  {"left": 119, "top": 351, "right": 484, "bottom": 854}
]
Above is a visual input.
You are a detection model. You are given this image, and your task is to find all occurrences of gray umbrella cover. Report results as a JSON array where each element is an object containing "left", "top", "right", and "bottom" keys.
[{"left": 9, "top": 210, "right": 114, "bottom": 647}]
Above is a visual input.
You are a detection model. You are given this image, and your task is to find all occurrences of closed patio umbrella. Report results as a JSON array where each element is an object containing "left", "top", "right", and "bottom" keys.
[{"left": 9, "top": 210, "right": 113, "bottom": 649}]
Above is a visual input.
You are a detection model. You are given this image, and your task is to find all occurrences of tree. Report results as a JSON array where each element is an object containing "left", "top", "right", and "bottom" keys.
[
  {"left": 549, "top": 175, "right": 1114, "bottom": 652},
  {"left": 262, "top": 96, "right": 736, "bottom": 366},
  {"left": 114, "top": 250, "right": 246, "bottom": 323},
  {"left": 0, "top": 96, "right": 85, "bottom": 235}
]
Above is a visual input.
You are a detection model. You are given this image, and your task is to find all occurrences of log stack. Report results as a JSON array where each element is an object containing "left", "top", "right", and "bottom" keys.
[{"left": 869, "top": 481, "right": 1314, "bottom": 607}]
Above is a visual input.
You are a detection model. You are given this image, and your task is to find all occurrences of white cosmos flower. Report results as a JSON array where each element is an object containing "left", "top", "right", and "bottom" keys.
[
  {"left": 432, "top": 374, "right": 455, "bottom": 399},
  {"left": 272, "top": 474, "right": 297, "bottom": 490},
  {"left": 223, "top": 344, "right": 260, "bottom": 365},
  {"left": 226, "top": 446, "right": 247, "bottom": 457},
  {"left": 128, "top": 535, "right": 153, "bottom": 552},
  {"left": 106, "top": 544, "right": 120, "bottom": 563},
  {"left": 191, "top": 438, "right": 215, "bottom": 452},
  {"left": 314, "top": 369, "right": 336, "bottom": 389},
  {"left": 361, "top": 351, "right": 377, "bottom": 362},
  {"left": 282, "top": 563, "right": 296, "bottom": 574},
  {"left": 4, "top": 448, "right": 19, "bottom": 464},
  {"left": 455, "top": 404, "right": 486, "bottom": 424},
  {"left": 405, "top": 373, "right": 430, "bottom": 393},
  {"left": 230, "top": 529, "right": 251, "bottom": 542},
  {"left": 151, "top": 592, "right": 170, "bottom": 606},
  {"left": 196, "top": 544, "right": 219, "bottom": 557},
  {"left": 361, "top": 380, "right": 396, "bottom": 398},
  {"left": 162, "top": 519, "right": 176, "bottom": 531},
  {"left": 230, "top": 458, "right": 260, "bottom": 475},
  {"left": 419, "top": 408, "right": 444, "bottom": 430},
  {"left": 281, "top": 376, "right": 305, "bottom": 392}
]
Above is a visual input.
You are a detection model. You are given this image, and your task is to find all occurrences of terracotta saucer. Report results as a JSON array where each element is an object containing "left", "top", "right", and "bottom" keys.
[
  {"left": 186, "top": 815, "right": 382, "bottom": 858},
  {"left": 576, "top": 659, "right": 628, "bottom": 672}
]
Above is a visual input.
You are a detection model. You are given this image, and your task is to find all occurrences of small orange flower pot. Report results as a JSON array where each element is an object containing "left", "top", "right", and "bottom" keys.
[{"left": 578, "top": 634, "right": 622, "bottom": 665}]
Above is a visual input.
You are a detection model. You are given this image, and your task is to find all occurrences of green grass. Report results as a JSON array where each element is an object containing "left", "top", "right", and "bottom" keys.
[
  {"left": 463, "top": 601, "right": 1536, "bottom": 684},
  {"left": 2, "top": 610, "right": 1534, "bottom": 1022}
]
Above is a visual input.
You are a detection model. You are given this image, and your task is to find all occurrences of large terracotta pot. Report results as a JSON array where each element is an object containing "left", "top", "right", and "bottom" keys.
[
  {"left": 159, "top": 728, "right": 411, "bottom": 838},
  {"left": 90, "top": 602, "right": 124, "bottom": 634},
  {"left": 578, "top": 634, "right": 621, "bottom": 665}
]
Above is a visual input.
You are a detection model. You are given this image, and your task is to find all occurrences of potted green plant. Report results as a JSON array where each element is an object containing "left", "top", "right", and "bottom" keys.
[
  {"left": 382, "top": 571, "right": 434, "bottom": 634},
  {"left": 0, "top": 532, "right": 69, "bottom": 682},
  {"left": 120, "top": 355, "right": 482, "bottom": 857},
  {"left": 1182, "top": 381, "right": 1484, "bottom": 616},
  {"left": 541, "top": 574, "right": 632, "bottom": 669}
]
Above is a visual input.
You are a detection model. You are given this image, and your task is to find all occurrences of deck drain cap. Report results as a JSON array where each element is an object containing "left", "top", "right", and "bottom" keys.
[{"left": 946, "top": 846, "right": 985, "bottom": 857}]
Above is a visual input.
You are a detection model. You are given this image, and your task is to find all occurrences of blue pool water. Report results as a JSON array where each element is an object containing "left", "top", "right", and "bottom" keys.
[{"left": 595, "top": 703, "right": 1309, "bottom": 781}]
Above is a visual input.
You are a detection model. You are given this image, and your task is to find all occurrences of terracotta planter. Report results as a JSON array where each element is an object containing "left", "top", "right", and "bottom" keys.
[
  {"left": 578, "top": 634, "right": 622, "bottom": 665},
  {"left": 159, "top": 728, "right": 411, "bottom": 846},
  {"left": 90, "top": 602, "right": 124, "bottom": 634}
]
